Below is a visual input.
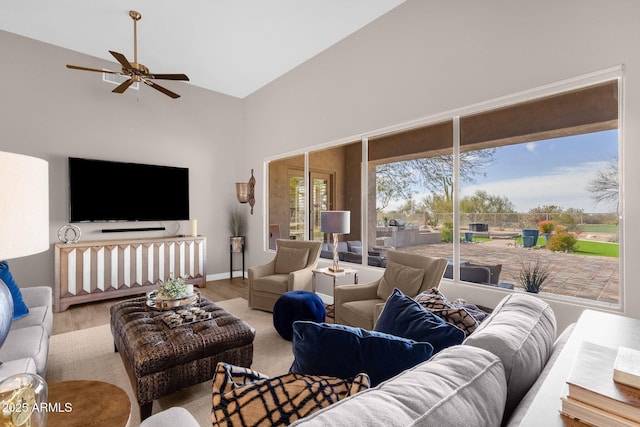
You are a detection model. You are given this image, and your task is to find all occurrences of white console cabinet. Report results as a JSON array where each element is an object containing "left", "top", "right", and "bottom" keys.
[{"left": 54, "top": 236, "right": 206, "bottom": 312}]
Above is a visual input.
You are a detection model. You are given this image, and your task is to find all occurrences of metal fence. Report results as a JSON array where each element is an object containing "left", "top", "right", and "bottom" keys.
[{"left": 379, "top": 212, "right": 618, "bottom": 231}]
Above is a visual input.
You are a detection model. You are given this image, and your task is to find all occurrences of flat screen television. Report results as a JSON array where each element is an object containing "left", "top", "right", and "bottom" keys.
[{"left": 69, "top": 157, "right": 189, "bottom": 223}]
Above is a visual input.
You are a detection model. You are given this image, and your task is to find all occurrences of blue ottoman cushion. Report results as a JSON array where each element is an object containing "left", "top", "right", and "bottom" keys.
[{"left": 273, "top": 291, "right": 326, "bottom": 341}]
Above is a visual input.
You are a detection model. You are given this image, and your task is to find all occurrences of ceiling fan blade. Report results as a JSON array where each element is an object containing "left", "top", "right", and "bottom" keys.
[
  {"left": 146, "top": 73, "right": 190, "bottom": 81},
  {"left": 109, "top": 50, "right": 133, "bottom": 70},
  {"left": 143, "top": 80, "right": 180, "bottom": 99},
  {"left": 112, "top": 78, "right": 135, "bottom": 94},
  {"left": 67, "top": 64, "right": 121, "bottom": 75}
]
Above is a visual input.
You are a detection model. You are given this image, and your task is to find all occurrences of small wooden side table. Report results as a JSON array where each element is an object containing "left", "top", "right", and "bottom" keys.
[
  {"left": 47, "top": 380, "right": 131, "bottom": 427},
  {"left": 312, "top": 267, "right": 359, "bottom": 294}
]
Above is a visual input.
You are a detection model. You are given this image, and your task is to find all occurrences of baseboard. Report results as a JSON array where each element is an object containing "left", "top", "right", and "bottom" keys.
[{"left": 207, "top": 272, "right": 247, "bottom": 281}]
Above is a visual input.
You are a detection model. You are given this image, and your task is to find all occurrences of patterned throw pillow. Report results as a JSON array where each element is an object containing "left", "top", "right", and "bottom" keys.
[
  {"left": 211, "top": 362, "right": 370, "bottom": 427},
  {"left": 414, "top": 288, "right": 479, "bottom": 336}
]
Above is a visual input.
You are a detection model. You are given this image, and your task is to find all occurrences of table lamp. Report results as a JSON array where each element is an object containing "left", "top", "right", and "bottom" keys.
[
  {"left": 0, "top": 151, "right": 50, "bottom": 427},
  {"left": 320, "top": 211, "right": 350, "bottom": 273}
]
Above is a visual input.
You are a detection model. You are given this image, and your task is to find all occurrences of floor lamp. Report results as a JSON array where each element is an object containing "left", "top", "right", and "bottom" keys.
[
  {"left": 320, "top": 211, "right": 350, "bottom": 273},
  {"left": 0, "top": 151, "right": 50, "bottom": 427}
]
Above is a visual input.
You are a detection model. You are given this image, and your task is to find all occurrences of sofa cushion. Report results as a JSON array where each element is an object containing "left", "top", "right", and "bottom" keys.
[
  {"left": 0, "top": 358, "right": 37, "bottom": 380},
  {"left": 290, "top": 345, "right": 508, "bottom": 427},
  {"left": 140, "top": 407, "right": 200, "bottom": 427},
  {"left": 211, "top": 362, "right": 370, "bottom": 426},
  {"left": 505, "top": 323, "right": 575, "bottom": 426},
  {"left": 376, "top": 261, "right": 425, "bottom": 300},
  {"left": 275, "top": 247, "right": 310, "bottom": 274},
  {"left": 464, "top": 293, "right": 556, "bottom": 423},
  {"left": 0, "top": 325, "right": 48, "bottom": 376},
  {"left": 375, "top": 288, "right": 465, "bottom": 353},
  {"left": 0, "top": 261, "right": 29, "bottom": 320},
  {"left": 11, "top": 287, "right": 53, "bottom": 336},
  {"left": 290, "top": 321, "right": 433, "bottom": 386},
  {"left": 414, "top": 288, "right": 480, "bottom": 336},
  {"left": 347, "top": 241, "right": 362, "bottom": 255}
]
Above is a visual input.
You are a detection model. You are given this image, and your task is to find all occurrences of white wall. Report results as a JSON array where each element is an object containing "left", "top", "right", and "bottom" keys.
[
  {"left": 243, "top": 0, "right": 640, "bottom": 330},
  {"left": 0, "top": 30, "right": 244, "bottom": 284}
]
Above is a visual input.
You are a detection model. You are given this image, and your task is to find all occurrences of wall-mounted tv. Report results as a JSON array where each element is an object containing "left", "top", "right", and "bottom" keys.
[{"left": 69, "top": 157, "right": 189, "bottom": 223}]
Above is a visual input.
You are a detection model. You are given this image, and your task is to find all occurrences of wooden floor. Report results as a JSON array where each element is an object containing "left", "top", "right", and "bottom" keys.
[{"left": 52, "top": 278, "right": 249, "bottom": 335}]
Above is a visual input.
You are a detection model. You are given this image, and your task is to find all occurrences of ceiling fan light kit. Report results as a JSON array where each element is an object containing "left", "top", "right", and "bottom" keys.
[{"left": 66, "top": 10, "right": 189, "bottom": 99}]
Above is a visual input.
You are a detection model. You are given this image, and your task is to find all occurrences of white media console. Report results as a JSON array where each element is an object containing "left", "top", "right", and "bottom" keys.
[{"left": 54, "top": 236, "right": 206, "bottom": 312}]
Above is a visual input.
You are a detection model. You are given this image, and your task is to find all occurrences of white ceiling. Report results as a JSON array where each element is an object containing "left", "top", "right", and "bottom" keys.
[{"left": 0, "top": 0, "right": 405, "bottom": 98}]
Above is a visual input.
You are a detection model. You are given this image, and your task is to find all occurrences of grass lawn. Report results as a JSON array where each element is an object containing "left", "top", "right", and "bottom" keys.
[
  {"left": 575, "top": 240, "right": 619, "bottom": 257},
  {"left": 581, "top": 224, "right": 619, "bottom": 234},
  {"left": 508, "top": 236, "right": 618, "bottom": 257}
]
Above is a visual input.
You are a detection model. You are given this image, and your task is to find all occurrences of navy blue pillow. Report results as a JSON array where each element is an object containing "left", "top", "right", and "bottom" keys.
[
  {"left": 290, "top": 320, "right": 433, "bottom": 386},
  {"left": 374, "top": 288, "right": 465, "bottom": 354},
  {"left": 0, "top": 261, "right": 29, "bottom": 320}
]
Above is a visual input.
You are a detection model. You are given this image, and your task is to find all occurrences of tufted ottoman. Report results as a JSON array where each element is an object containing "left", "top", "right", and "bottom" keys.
[
  {"left": 273, "top": 290, "right": 326, "bottom": 341},
  {"left": 110, "top": 296, "right": 255, "bottom": 421}
]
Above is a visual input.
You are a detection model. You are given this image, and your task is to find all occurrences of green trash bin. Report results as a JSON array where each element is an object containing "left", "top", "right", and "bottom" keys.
[{"left": 464, "top": 232, "right": 474, "bottom": 242}]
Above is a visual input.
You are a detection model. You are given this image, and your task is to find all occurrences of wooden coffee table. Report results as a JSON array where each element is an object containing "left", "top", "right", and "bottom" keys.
[{"left": 47, "top": 380, "right": 130, "bottom": 427}]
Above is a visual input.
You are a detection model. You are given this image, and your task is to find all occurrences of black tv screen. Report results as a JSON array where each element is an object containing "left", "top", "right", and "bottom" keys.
[{"left": 69, "top": 157, "right": 189, "bottom": 223}]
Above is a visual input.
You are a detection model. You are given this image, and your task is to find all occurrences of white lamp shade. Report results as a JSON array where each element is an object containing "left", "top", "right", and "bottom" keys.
[
  {"left": 0, "top": 152, "right": 49, "bottom": 260},
  {"left": 320, "top": 211, "right": 350, "bottom": 234}
]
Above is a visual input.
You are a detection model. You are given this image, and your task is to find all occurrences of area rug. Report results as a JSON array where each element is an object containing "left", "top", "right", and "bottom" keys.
[{"left": 47, "top": 298, "right": 293, "bottom": 426}]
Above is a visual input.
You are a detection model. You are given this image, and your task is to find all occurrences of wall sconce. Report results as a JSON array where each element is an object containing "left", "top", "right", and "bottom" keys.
[{"left": 236, "top": 169, "right": 255, "bottom": 215}]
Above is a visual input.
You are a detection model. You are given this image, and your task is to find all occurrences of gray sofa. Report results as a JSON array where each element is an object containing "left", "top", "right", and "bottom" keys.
[
  {"left": 0, "top": 283, "right": 53, "bottom": 380},
  {"left": 320, "top": 240, "right": 387, "bottom": 267},
  {"left": 142, "top": 293, "right": 569, "bottom": 426}
]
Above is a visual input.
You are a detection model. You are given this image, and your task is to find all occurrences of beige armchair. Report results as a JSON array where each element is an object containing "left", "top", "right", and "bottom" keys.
[
  {"left": 334, "top": 251, "right": 447, "bottom": 330},
  {"left": 248, "top": 239, "right": 322, "bottom": 312}
]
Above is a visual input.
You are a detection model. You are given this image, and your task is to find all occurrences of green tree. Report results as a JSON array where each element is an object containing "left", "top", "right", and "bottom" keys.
[{"left": 460, "top": 190, "right": 515, "bottom": 213}]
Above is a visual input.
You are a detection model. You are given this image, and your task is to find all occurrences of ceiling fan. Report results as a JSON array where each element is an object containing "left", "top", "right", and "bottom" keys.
[{"left": 66, "top": 10, "right": 189, "bottom": 99}]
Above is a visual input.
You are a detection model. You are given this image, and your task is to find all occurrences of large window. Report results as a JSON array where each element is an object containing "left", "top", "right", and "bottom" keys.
[{"left": 266, "top": 74, "right": 621, "bottom": 306}]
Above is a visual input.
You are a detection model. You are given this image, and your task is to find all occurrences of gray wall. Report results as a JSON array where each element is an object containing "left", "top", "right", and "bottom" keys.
[
  {"left": 242, "top": 0, "right": 640, "bottom": 330},
  {"left": 0, "top": 30, "right": 244, "bottom": 284}
]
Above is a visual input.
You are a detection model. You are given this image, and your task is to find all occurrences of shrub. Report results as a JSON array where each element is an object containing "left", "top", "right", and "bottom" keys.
[
  {"left": 538, "top": 220, "right": 554, "bottom": 234},
  {"left": 440, "top": 220, "right": 453, "bottom": 243},
  {"left": 516, "top": 257, "right": 552, "bottom": 293},
  {"left": 547, "top": 231, "right": 578, "bottom": 252}
]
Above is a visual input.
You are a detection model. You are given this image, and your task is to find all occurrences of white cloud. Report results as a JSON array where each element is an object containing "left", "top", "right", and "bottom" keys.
[
  {"left": 526, "top": 142, "right": 537, "bottom": 153},
  {"left": 460, "top": 161, "right": 613, "bottom": 212}
]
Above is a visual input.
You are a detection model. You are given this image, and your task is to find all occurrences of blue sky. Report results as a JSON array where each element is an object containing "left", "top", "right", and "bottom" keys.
[{"left": 461, "top": 129, "right": 619, "bottom": 212}]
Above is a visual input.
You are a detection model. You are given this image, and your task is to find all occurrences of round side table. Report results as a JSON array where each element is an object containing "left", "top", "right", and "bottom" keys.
[{"left": 47, "top": 380, "right": 131, "bottom": 427}]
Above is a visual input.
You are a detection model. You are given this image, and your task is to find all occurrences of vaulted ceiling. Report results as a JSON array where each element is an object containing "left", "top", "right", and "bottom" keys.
[{"left": 0, "top": 0, "right": 405, "bottom": 98}]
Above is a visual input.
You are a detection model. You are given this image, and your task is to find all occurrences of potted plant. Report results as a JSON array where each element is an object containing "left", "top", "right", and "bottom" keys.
[
  {"left": 537, "top": 220, "right": 554, "bottom": 246},
  {"left": 515, "top": 257, "right": 552, "bottom": 293},
  {"left": 230, "top": 209, "right": 245, "bottom": 253},
  {"left": 157, "top": 276, "right": 190, "bottom": 300}
]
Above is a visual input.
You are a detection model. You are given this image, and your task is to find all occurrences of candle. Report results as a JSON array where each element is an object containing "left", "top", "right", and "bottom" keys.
[{"left": 190, "top": 219, "right": 197, "bottom": 237}]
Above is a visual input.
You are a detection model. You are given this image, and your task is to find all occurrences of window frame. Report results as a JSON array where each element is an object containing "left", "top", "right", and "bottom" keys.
[{"left": 264, "top": 65, "right": 623, "bottom": 308}]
